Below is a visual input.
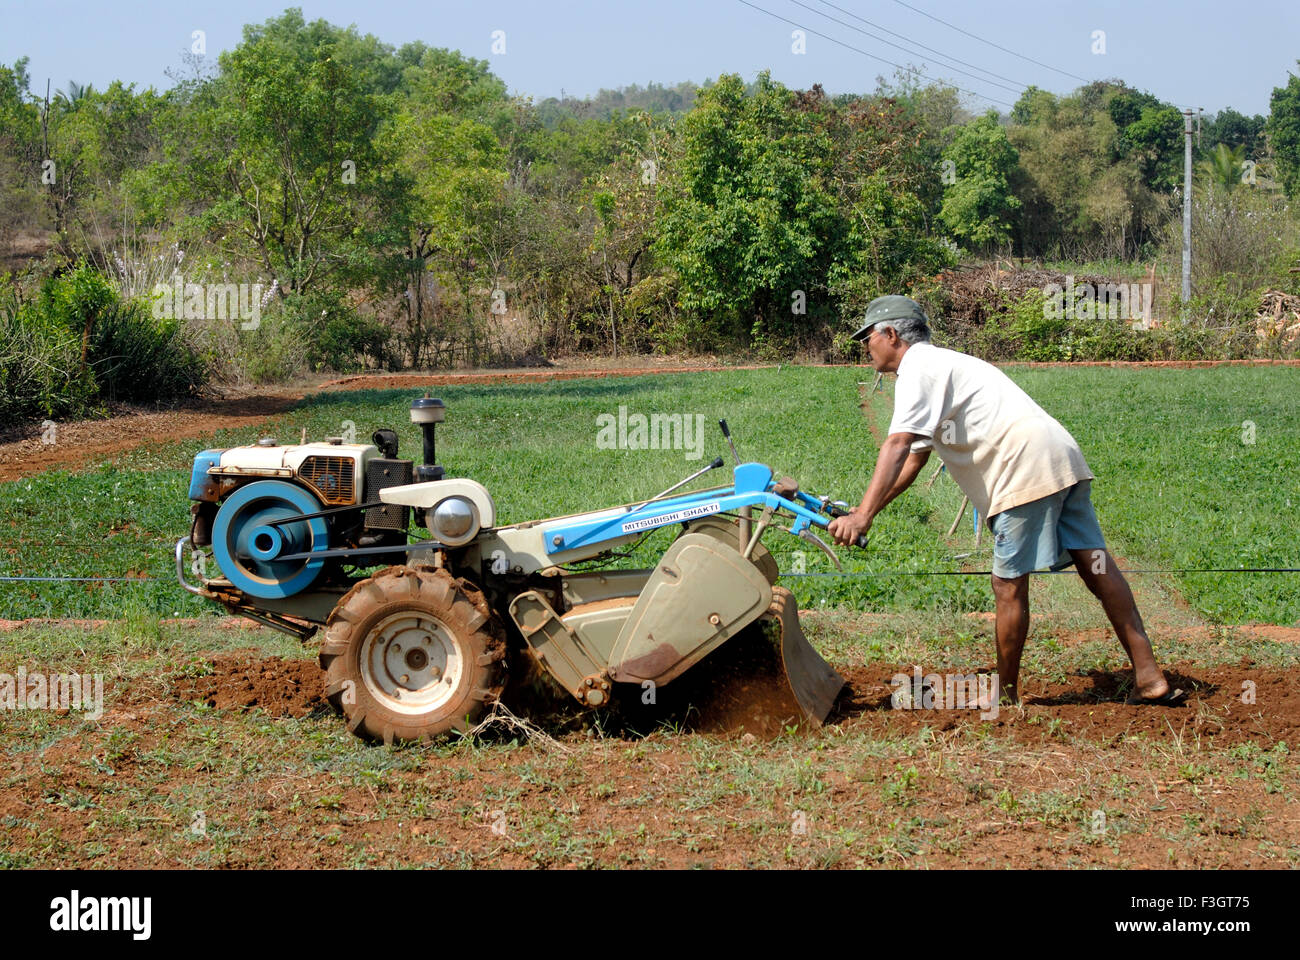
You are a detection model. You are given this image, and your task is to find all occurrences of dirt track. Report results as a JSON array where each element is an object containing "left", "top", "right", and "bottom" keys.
[
  {"left": 0, "top": 394, "right": 300, "bottom": 483},
  {"left": 0, "top": 364, "right": 757, "bottom": 483}
]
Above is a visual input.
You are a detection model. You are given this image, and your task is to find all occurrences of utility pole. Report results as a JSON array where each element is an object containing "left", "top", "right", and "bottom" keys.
[{"left": 1182, "top": 109, "right": 1193, "bottom": 312}]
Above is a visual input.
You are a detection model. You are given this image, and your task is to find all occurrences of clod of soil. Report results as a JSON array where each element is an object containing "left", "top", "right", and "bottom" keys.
[
  {"left": 171, "top": 654, "right": 326, "bottom": 718},
  {"left": 648, "top": 626, "right": 809, "bottom": 738}
]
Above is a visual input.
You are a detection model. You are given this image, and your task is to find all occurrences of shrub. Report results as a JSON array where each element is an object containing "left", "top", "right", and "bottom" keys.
[
  {"left": 280, "top": 290, "right": 390, "bottom": 373},
  {"left": 89, "top": 299, "right": 205, "bottom": 403},
  {"left": 957, "top": 289, "right": 1162, "bottom": 361},
  {"left": 235, "top": 313, "right": 305, "bottom": 384},
  {"left": 0, "top": 264, "right": 204, "bottom": 422},
  {"left": 0, "top": 283, "right": 96, "bottom": 421}
]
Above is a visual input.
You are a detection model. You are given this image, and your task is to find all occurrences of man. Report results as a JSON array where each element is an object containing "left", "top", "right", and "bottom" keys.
[{"left": 827, "top": 295, "right": 1181, "bottom": 707}]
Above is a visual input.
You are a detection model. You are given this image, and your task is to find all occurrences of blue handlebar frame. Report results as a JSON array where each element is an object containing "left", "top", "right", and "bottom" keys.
[{"left": 540, "top": 462, "right": 833, "bottom": 555}]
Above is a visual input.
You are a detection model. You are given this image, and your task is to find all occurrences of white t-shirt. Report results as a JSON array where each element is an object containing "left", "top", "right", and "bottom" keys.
[{"left": 888, "top": 342, "right": 1093, "bottom": 518}]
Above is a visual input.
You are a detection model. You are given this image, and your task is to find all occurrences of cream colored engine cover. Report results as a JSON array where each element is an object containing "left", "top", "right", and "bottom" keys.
[{"left": 379, "top": 478, "right": 496, "bottom": 529}]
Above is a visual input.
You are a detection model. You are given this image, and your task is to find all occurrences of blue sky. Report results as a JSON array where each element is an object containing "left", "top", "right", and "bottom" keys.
[{"left": 2, "top": 0, "right": 1296, "bottom": 116}]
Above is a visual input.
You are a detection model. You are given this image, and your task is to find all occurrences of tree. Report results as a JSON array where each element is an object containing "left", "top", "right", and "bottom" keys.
[
  {"left": 654, "top": 72, "right": 844, "bottom": 346},
  {"left": 1118, "top": 104, "right": 1184, "bottom": 193},
  {"left": 1267, "top": 67, "right": 1300, "bottom": 198},
  {"left": 816, "top": 86, "right": 953, "bottom": 316},
  {"left": 33, "top": 77, "right": 99, "bottom": 258},
  {"left": 1199, "top": 143, "right": 1247, "bottom": 193},
  {"left": 177, "top": 9, "right": 399, "bottom": 295},
  {"left": 1007, "top": 83, "right": 1177, "bottom": 259},
  {"left": 1205, "top": 107, "right": 1265, "bottom": 157},
  {"left": 1009, "top": 85, "right": 1056, "bottom": 127},
  {"left": 939, "top": 110, "right": 1021, "bottom": 250},
  {"left": 0, "top": 59, "right": 45, "bottom": 244},
  {"left": 584, "top": 114, "right": 664, "bottom": 355},
  {"left": 383, "top": 47, "right": 509, "bottom": 366},
  {"left": 56, "top": 81, "right": 94, "bottom": 106}
]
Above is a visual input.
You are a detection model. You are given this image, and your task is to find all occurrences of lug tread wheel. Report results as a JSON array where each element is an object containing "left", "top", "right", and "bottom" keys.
[{"left": 320, "top": 567, "right": 505, "bottom": 743}]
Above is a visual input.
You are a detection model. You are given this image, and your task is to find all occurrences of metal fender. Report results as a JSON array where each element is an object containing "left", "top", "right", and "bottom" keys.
[{"left": 607, "top": 532, "right": 772, "bottom": 686}]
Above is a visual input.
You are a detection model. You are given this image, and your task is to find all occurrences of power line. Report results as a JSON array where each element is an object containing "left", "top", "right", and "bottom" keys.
[
  {"left": 805, "top": 0, "right": 1195, "bottom": 114},
  {"left": 788, "top": 0, "right": 1022, "bottom": 96},
  {"left": 806, "top": 0, "right": 1032, "bottom": 91},
  {"left": 735, "top": 0, "right": 1017, "bottom": 108},
  {"left": 888, "top": 0, "right": 1090, "bottom": 84}
]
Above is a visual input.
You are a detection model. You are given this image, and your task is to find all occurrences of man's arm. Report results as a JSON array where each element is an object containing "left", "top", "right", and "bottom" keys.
[
  {"left": 827, "top": 433, "right": 926, "bottom": 546},
  {"left": 881, "top": 446, "right": 931, "bottom": 509}
]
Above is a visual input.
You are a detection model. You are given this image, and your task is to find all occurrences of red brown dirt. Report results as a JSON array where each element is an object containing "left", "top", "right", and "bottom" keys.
[
  {"left": 169, "top": 654, "right": 327, "bottom": 718},
  {"left": 612, "top": 624, "right": 810, "bottom": 738},
  {"left": 144, "top": 649, "right": 1300, "bottom": 747},
  {"left": 5, "top": 642, "right": 1297, "bottom": 869},
  {"left": 833, "top": 661, "right": 1299, "bottom": 747},
  {"left": 0, "top": 393, "right": 300, "bottom": 482}
]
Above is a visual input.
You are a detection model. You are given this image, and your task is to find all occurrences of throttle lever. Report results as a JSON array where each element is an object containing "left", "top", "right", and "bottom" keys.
[{"left": 718, "top": 419, "right": 742, "bottom": 465}]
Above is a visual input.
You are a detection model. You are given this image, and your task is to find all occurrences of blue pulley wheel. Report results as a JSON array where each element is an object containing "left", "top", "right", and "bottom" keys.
[{"left": 211, "top": 480, "right": 330, "bottom": 599}]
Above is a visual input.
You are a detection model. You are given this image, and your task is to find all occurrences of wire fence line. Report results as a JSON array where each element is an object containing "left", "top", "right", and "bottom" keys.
[{"left": 3, "top": 566, "right": 1298, "bottom": 585}]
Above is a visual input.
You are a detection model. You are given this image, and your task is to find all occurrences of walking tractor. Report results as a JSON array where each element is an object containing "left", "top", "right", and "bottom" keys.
[{"left": 176, "top": 397, "right": 863, "bottom": 743}]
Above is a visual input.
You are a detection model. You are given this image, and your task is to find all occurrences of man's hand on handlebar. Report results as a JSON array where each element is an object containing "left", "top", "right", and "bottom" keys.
[{"left": 828, "top": 510, "right": 872, "bottom": 547}]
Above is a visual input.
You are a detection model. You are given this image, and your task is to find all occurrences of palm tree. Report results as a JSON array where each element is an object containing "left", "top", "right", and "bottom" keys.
[
  {"left": 1198, "top": 142, "right": 1246, "bottom": 192},
  {"left": 56, "top": 80, "right": 93, "bottom": 107}
]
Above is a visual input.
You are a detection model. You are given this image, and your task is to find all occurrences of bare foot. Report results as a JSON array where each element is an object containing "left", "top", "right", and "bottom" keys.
[
  {"left": 1133, "top": 673, "right": 1170, "bottom": 700},
  {"left": 1125, "top": 678, "right": 1187, "bottom": 706}
]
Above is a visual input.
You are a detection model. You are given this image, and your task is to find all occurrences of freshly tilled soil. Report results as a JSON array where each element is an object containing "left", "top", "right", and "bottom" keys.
[
  {"left": 150, "top": 650, "right": 1300, "bottom": 746},
  {"left": 170, "top": 654, "right": 327, "bottom": 719}
]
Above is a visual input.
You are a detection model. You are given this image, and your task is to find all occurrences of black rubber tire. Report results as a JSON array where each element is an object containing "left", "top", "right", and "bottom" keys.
[{"left": 319, "top": 565, "right": 504, "bottom": 744}]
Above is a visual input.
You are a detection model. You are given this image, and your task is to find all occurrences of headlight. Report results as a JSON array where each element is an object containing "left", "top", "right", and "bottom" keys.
[{"left": 430, "top": 496, "right": 479, "bottom": 547}]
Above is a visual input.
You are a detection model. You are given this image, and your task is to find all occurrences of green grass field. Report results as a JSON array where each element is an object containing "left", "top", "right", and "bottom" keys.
[{"left": 2, "top": 365, "right": 1297, "bottom": 623}]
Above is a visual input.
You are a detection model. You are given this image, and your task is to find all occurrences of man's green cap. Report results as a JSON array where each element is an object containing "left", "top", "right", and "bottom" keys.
[{"left": 851, "top": 295, "right": 931, "bottom": 341}]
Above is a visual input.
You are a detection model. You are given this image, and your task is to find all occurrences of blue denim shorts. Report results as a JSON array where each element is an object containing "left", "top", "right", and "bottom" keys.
[{"left": 989, "top": 480, "right": 1107, "bottom": 579}]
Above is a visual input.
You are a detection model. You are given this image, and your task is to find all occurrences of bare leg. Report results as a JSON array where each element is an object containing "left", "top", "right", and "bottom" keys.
[
  {"left": 1070, "top": 548, "right": 1169, "bottom": 699},
  {"left": 991, "top": 573, "right": 1030, "bottom": 704}
]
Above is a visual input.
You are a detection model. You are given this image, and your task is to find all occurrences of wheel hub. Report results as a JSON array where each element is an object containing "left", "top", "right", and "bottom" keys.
[{"left": 360, "top": 611, "right": 463, "bottom": 715}]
